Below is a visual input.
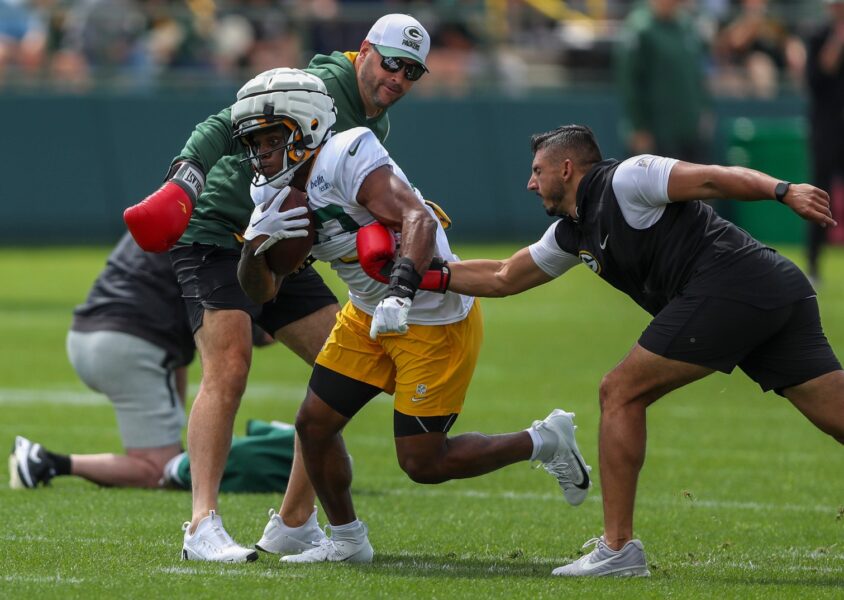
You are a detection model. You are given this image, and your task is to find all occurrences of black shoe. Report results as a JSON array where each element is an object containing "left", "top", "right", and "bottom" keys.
[{"left": 9, "top": 436, "right": 56, "bottom": 489}]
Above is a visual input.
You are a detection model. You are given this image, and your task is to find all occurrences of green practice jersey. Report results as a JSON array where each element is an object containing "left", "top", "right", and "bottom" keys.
[{"left": 176, "top": 52, "right": 391, "bottom": 249}]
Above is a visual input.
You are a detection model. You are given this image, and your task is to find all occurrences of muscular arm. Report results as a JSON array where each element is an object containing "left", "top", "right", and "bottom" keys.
[
  {"left": 357, "top": 165, "right": 437, "bottom": 275},
  {"left": 667, "top": 161, "right": 837, "bottom": 227},
  {"left": 448, "top": 247, "right": 554, "bottom": 297}
]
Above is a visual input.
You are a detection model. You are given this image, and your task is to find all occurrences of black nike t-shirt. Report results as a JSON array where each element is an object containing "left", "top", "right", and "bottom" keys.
[
  {"left": 72, "top": 233, "right": 195, "bottom": 366},
  {"left": 529, "top": 156, "right": 815, "bottom": 316}
]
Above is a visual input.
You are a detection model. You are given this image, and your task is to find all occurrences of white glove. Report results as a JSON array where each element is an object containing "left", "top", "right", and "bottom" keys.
[
  {"left": 369, "top": 296, "right": 412, "bottom": 339},
  {"left": 243, "top": 187, "right": 310, "bottom": 255}
]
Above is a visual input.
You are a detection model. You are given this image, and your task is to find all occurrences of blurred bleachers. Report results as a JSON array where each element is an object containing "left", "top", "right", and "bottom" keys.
[
  {"left": 0, "top": 1, "right": 834, "bottom": 246},
  {"left": 0, "top": 0, "right": 829, "bottom": 95}
]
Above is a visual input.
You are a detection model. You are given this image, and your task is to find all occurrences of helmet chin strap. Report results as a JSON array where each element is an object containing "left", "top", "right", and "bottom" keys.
[
  {"left": 267, "top": 144, "right": 325, "bottom": 189},
  {"left": 268, "top": 159, "right": 306, "bottom": 189}
]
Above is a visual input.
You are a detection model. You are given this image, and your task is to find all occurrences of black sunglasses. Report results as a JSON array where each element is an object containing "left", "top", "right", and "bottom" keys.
[{"left": 378, "top": 53, "right": 426, "bottom": 82}]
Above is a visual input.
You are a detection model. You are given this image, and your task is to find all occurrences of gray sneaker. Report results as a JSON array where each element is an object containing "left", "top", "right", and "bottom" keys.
[
  {"left": 552, "top": 536, "right": 650, "bottom": 577},
  {"left": 529, "top": 409, "right": 591, "bottom": 506},
  {"left": 255, "top": 507, "right": 327, "bottom": 555}
]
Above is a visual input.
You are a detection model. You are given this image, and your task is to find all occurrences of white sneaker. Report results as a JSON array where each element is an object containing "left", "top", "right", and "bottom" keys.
[
  {"left": 530, "top": 409, "right": 592, "bottom": 506},
  {"left": 280, "top": 522, "right": 374, "bottom": 564},
  {"left": 552, "top": 536, "right": 650, "bottom": 577},
  {"left": 182, "top": 510, "right": 259, "bottom": 563},
  {"left": 255, "top": 507, "right": 327, "bottom": 555},
  {"left": 160, "top": 452, "right": 187, "bottom": 489}
]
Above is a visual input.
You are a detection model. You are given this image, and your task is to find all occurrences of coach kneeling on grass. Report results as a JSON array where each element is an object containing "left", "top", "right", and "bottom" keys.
[{"left": 369, "top": 124, "right": 844, "bottom": 577}]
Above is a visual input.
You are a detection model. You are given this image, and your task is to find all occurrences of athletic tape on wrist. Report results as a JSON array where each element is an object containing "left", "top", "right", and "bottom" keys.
[{"left": 388, "top": 257, "right": 422, "bottom": 299}]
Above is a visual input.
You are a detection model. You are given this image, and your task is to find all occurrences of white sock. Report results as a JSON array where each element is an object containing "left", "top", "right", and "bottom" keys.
[
  {"left": 527, "top": 427, "right": 544, "bottom": 461},
  {"left": 329, "top": 519, "right": 364, "bottom": 542}
]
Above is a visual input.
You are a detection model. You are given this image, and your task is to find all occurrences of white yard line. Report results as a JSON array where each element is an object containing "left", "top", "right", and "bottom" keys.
[
  {"left": 377, "top": 485, "right": 842, "bottom": 516},
  {"left": 0, "top": 384, "right": 310, "bottom": 406},
  {"left": 157, "top": 566, "right": 299, "bottom": 578},
  {"left": 2, "top": 574, "right": 83, "bottom": 584}
]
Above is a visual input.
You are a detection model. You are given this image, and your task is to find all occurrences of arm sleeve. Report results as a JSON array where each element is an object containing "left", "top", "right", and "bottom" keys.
[
  {"left": 612, "top": 155, "right": 678, "bottom": 229},
  {"left": 528, "top": 222, "right": 580, "bottom": 278},
  {"left": 172, "top": 107, "right": 240, "bottom": 173}
]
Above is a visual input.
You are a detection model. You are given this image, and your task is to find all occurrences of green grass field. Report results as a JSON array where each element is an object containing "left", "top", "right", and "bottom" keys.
[{"left": 1, "top": 244, "right": 842, "bottom": 599}]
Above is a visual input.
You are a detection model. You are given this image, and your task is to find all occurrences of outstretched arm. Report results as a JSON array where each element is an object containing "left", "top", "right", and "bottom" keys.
[
  {"left": 666, "top": 161, "right": 837, "bottom": 227},
  {"left": 448, "top": 247, "right": 555, "bottom": 297}
]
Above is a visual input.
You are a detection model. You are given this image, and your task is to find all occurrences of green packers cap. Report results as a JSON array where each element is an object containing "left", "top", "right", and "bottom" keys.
[{"left": 366, "top": 14, "right": 430, "bottom": 71}]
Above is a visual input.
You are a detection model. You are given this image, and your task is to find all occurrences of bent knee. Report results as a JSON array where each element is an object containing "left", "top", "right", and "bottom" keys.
[
  {"left": 294, "top": 411, "right": 320, "bottom": 443},
  {"left": 598, "top": 371, "right": 645, "bottom": 413},
  {"left": 397, "top": 455, "right": 446, "bottom": 484},
  {"left": 598, "top": 372, "right": 622, "bottom": 411},
  {"left": 294, "top": 395, "right": 345, "bottom": 443}
]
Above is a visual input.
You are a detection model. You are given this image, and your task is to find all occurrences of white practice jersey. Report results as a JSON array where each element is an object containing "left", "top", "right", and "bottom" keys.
[{"left": 252, "top": 127, "right": 473, "bottom": 325}]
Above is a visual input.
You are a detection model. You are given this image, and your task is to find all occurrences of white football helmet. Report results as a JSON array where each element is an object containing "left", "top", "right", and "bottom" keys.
[{"left": 232, "top": 68, "right": 337, "bottom": 189}]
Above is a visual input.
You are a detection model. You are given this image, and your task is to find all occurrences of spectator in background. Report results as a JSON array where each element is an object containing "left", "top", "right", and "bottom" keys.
[
  {"left": 714, "top": 0, "right": 806, "bottom": 98},
  {"left": 615, "top": 0, "right": 713, "bottom": 162},
  {"left": 214, "top": 0, "right": 303, "bottom": 77},
  {"left": 302, "top": 0, "right": 372, "bottom": 57},
  {"left": 417, "top": 20, "right": 481, "bottom": 97},
  {"left": 0, "top": 0, "right": 47, "bottom": 83},
  {"left": 805, "top": 0, "right": 844, "bottom": 284}
]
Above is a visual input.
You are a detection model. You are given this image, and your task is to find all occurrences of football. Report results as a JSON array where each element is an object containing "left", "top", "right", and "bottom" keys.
[{"left": 247, "top": 187, "right": 315, "bottom": 276}]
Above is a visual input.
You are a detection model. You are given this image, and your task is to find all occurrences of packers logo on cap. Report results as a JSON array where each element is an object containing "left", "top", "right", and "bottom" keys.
[{"left": 402, "top": 26, "right": 424, "bottom": 50}]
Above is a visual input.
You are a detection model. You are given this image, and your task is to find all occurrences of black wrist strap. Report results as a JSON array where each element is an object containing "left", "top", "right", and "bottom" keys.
[
  {"left": 167, "top": 160, "right": 206, "bottom": 205},
  {"left": 774, "top": 181, "right": 791, "bottom": 204},
  {"left": 388, "top": 257, "right": 422, "bottom": 300}
]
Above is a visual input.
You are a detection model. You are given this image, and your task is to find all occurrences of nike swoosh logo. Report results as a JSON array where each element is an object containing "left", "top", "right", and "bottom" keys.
[
  {"left": 348, "top": 140, "right": 362, "bottom": 156},
  {"left": 178, "top": 200, "right": 188, "bottom": 215},
  {"left": 28, "top": 444, "right": 42, "bottom": 464},
  {"left": 599, "top": 234, "right": 609, "bottom": 250},
  {"left": 579, "top": 555, "right": 619, "bottom": 572},
  {"left": 250, "top": 214, "right": 270, "bottom": 228},
  {"left": 572, "top": 452, "right": 590, "bottom": 490}
]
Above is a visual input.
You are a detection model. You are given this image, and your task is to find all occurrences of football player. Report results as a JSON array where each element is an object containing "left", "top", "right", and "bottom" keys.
[
  {"left": 232, "top": 69, "right": 594, "bottom": 564},
  {"left": 123, "top": 14, "right": 437, "bottom": 563}
]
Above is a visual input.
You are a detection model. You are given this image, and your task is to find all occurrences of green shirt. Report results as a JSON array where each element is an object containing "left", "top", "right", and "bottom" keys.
[
  {"left": 615, "top": 5, "right": 710, "bottom": 151},
  {"left": 177, "top": 52, "right": 390, "bottom": 248}
]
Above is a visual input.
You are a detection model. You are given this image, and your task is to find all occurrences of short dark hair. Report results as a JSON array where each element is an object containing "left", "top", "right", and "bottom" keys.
[{"left": 530, "top": 125, "right": 602, "bottom": 166}]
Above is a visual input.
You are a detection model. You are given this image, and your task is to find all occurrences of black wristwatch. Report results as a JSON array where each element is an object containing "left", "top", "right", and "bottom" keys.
[{"left": 774, "top": 181, "right": 791, "bottom": 204}]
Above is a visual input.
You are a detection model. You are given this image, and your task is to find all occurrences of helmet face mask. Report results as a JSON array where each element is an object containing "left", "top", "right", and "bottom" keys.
[
  {"left": 239, "top": 118, "right": 311, "bottom": 189},
  {"left": 231, "top": 68, "right": 337, "bottom": 189}
]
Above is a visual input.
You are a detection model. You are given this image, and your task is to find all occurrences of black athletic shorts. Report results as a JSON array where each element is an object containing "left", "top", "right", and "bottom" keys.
[
  {"left": 170, "top": 243, "right": 338, "bottom": 335},
  {"left": 308, "top": 364, "right": 460, "bottom": 437},
  {"left": 639, "top": 294, "right": 841, "bottom": 394}
]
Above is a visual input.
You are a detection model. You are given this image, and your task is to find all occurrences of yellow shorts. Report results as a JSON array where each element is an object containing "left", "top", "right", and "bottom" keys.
[{"left": 315, "top": 300, "right": 483, "bottom": 417}]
